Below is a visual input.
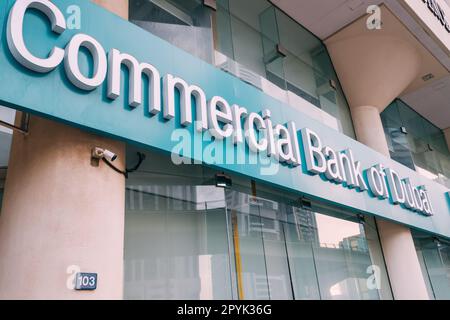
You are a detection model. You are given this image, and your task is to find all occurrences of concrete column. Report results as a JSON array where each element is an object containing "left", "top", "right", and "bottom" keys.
[
  {"left": 325, "top": 13, "right": 430, "bottom": 300},
  {"left": 376, "top": 220, "right": 429, "bottom": 299},
  {"left": 0, "top": 1, "right": 128, "bottom": 300},
  {"left": 92, "top": 0, "right": 128, "bottom": 19}
]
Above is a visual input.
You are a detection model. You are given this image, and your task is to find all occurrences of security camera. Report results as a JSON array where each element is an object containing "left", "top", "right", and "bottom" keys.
[
  {"left": 92, "top": 147, "right": 118, "bottom": 162},
  {"left": 102, "top": 149, "right": 118, "bottom": 162}
]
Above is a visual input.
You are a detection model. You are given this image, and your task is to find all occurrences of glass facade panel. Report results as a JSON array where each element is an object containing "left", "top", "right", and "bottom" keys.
[
  {"left": 313, "top": 214, "right": 377, "bottom": 300},
  {"left": 129, "top": 0, "right": 356, "bottom": 138},
  {"left": 381, "top": 100, "right": 450, "bottom": 187},
  {"left": 0, "top": 106, "right": 15, "bottom": 215},
  {"left": 124, "top": 146, "right": 392, "bottom": 300},
  {"left": 124, "top": 176, "right": 234, "bottom": 298},
  {"left": 214, "top": 0, "right": 355, "bottom": 138},
  {"left": 129, "top": 0, "right": 214, "bottom": 63},
  {"left": 413, "top": 231, "right": 450, "bottom": 300}
]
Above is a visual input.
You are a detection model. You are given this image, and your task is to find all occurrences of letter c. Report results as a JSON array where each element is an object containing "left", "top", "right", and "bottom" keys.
[
  {"left": 7, "top": 0, "right": 66, "bottom": 73},
  {"left": 245, "top": 113, "right": 267, "bottom": 152}
]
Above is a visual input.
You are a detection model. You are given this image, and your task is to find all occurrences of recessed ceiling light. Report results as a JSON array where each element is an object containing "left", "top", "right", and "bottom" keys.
[{"left": 422, "top": 73, "right": 435, "bottom": 81}]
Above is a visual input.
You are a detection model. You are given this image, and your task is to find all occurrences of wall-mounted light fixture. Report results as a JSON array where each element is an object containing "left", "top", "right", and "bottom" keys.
[
  {"left": 215, "top": 173, "right": 232, "bottom": 188},
  {"left": 263, "top": 44, "right": 287, "bottom": 64},
  {"left": 300, "top": 197, "right": 312, "bottom": 210}
]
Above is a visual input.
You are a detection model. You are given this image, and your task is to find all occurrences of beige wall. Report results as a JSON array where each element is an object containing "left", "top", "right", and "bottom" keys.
[
  {"left": 0, "top": 117, "right": 126, "bottom": 299},
  {"left": 326, "top": 34, "right": 420, "bottom": 112}
]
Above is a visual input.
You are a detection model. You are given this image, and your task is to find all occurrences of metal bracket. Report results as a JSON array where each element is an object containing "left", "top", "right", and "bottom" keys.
[{"left": 300, "top": 197, "right": 312, "bottom": 210}]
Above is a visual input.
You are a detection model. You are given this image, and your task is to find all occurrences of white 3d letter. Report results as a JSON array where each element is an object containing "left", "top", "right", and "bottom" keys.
[
  {"left": 208, "top": 96, "right": 233, "bottom": 140},
  {"left": 245, "top": 113, "right": 267, "bottom": 153},
  {"left": 7, "top": 0, "right": 66, "bottom": 73},
  {"left": 301, "top": 128, "right": 326, "bottom": 174},
  {"left": 64, "top": 34, "right": 107, "bottom": 90},
  {"left": 108, "top": 49, "right": 161, "bottom": 114}
]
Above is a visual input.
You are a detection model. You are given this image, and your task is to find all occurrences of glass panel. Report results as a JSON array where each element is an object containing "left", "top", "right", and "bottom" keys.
[
  {"left": 129, "top": 0, "right": 356, "bottom": 138},
  {"left": 313, "top": 213, "right": 380, "bottom": 300},
  {"left": 124, "top": 150, "right": 234, "bottom": 300},
  {"left": 214, "top": 0, "right": 234, "bottom": 59},
  {"left": 413, "top": 232, "right": 450, "bottom": 300},
  {"left": 129, "top": 0, "right": 214, "bottom": 63},
  {"left": 274, "top": 8, "right": 354, "bottom": 138},
  {"left": 230, "top": 15, "right": 266, "bottom": 78},
  {"left": 381, "top": 101, "right": 415, "bottom": 170},
  {"left": 284, "top": 207, "right": 321, "bottom": 299},
  {"left": 227, "top": 191, "right": 270, "bottom": 300},
  {"left": 0, "top": 108, "right": 14, "bottom": 168},
  {"left": 124, "top": 147, "right": 392, "bottom": 300},
  {"left": 381, "top": 100, "right": 450, "bottom": 187},
  {"left": 0, "top": 105, "right": 15, "bottom": 215},
  {"left": 213, "top": 0, "right": 355, "bottom": 138},
  {"left": 262, "top": 219, "right": 293, "bottom": 300},
  {"left": 226, "top": 181, "right": 390, "bottom": 300}
]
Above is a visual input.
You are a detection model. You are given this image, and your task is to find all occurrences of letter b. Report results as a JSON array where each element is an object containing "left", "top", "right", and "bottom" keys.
[{"left": 301, "top": 128, "right": 326, "bottom": 174}]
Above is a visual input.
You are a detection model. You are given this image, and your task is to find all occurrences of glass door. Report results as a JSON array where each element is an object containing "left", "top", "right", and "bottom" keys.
[
  {"left": 225, "top": 183, "right": 392, "bottom": 300},
  {"left": 124, "top": 149, "right": 236, "bottom": 299},
  {"left": 124, "top": 147, "right": 392, "bottom": 300}
]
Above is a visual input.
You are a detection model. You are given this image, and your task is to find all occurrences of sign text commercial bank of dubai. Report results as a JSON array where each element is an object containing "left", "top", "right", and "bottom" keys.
[{"left": 5, "top": 0, "right": 436, "bottom": 216}]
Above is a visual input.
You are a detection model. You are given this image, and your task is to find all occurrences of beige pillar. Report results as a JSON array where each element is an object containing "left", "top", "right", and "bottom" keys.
[
  {"left": 376, "top": 220, "right": 430, "bottom": 299},
  {"left": 326, "top": 15, "right": 430, "bottom": 300},
  {"left": 92, "top": 0, "right": 128, "bottom": 19},
  {"left": 0, "top": 1, "right": 128, "bottom": 300},
  {"left": 350, "top": 106, "right": 390, "bottom": 156}
]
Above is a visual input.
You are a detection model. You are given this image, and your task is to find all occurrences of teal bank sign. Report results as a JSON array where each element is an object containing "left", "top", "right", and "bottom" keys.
[{"left": 1, "top": 0, "right": 450, "bottom": 236}]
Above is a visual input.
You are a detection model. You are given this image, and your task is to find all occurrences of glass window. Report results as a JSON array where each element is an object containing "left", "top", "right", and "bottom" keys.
[
  {"left": 0, "top": 106, "right": 15, "bottom": 214},
  {"left": 413, "top": 231, "right": 450, "bottom": 300},
  {"left": 124, "top": 146, "right": 392, "bottom": 300},
  {"left": 381, "top": 100, "right": 450, "bottom": 187},
  {"left": 124, "top": 150, "right": 234, "bottom": 299},
  {"left": 129, "top": 0, "right": 214, "bottom": 63},
  {"left": 129, "top": 0, "right": 356, "bottom": 138},
  {"left": 214, "top": 0, "right": 355, "bottom": 138}
]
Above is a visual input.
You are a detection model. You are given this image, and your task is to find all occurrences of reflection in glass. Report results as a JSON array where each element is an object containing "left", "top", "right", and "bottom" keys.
[
  {"left": 414, "top": 232, "right": 450, "bottom": 300},
  {"left": 124, "top": 184, "right": 234, "bottom": 299},
  {"left": 213, "top": 0, "right": 355, "bottom": 138},
  {"left": 124, "top": 148, "right": 392, "bottom": 300},
  {"left": 129, "top": 0, "right": 214, "bottom": 63},
  {"left": 381, "top": 100, "right": 450, "bottom": 187},
  {"left": 225, "top": 188, "right": 391, "bottom": 300}
]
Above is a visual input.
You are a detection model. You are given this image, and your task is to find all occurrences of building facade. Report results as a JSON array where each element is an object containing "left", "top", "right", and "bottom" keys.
[{"left": 0, "top": 0, "right": 449, "bottom": 300}]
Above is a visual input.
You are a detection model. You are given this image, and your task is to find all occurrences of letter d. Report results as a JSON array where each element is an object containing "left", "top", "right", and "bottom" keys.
[{"left": 385, "top": 168, "right": 406, "bottom": 204}]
